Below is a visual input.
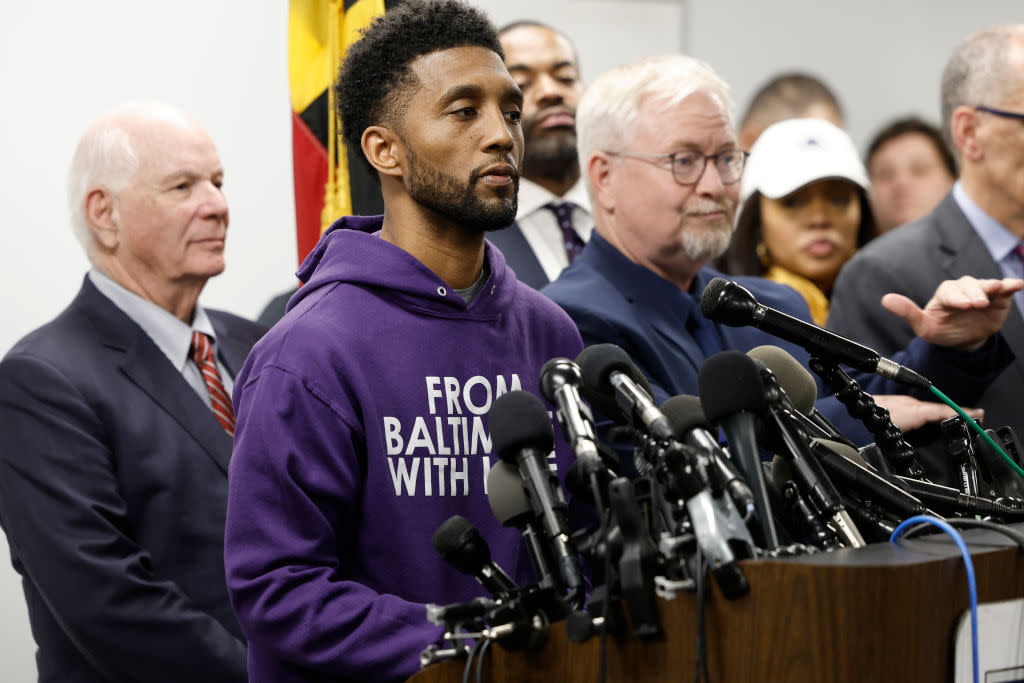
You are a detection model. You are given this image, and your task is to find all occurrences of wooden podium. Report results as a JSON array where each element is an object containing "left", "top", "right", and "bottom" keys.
[{"left": 408, "top": 528, "right": 1024, "bottom": 682}]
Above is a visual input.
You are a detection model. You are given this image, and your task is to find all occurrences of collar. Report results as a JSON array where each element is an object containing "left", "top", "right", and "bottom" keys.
[
  {"left": 516, "top": 177, "right": 592, "bottom": 218},
  {"left": 88, "top": 268, "right": 217, "bottom": 372},
  {"left": 583, "top": 231, "right": 709, "bottom": 319},
  {"left": 953, "top": 181, "right": 1021, "bottom": 263}
]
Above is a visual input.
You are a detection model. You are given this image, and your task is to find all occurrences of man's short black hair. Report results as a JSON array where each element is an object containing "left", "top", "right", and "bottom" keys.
[{"left": 336, "top": 0, "right": 504, "bottom": 176}]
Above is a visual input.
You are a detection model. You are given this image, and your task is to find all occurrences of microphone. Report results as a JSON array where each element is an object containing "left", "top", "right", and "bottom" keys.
[
  {"left": 747, "top": 345, "right": 855, "bottom": 448},
  {"left": 540, "top": 357, "right": 614, "bottom": 508},
  {"left": 807, "top": 438, "right": 931, "bottom": 520},
  {"left": 486, "top": 461, "right": 560, "bottom": 591},
  {"left": 489, "top": 391, "right": 584, "bottom": 602},
  {"left": 659, "top": 395, "right": 755, "bottom": 520},
  {"left": 894, "top": 476, "right": 1024, "bottom": 519},
  {"left": 745, "top": 355, "right": 866, "bottom": 548},
  {"left": 770, "top": 457, "right": 835, "bottom": 547},
  {"left": 432, "top": 515, "right": 519, "bottom": 598},
  {"left": 699, "top": 351, "right": 780, "bottom": 549},
  {"left": 700, "top": 278, "right": 930, "bottom": 389},
  {"left": 578, "top": 344, "right": 673, "bottom": 441}
]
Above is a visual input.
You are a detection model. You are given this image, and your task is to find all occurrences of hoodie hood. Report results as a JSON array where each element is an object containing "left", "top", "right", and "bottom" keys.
[{"left": 291, "top": 215, "right": 517, "bottom": 318}]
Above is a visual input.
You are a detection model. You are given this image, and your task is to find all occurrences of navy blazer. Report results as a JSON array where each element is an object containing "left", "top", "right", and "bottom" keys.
[
  {"left": 487, "top": 222, "right": 550, "bottom": 290},
  {"left": 0, "top": 277, "right": 266, "bottom": 683},
  {"left": 543, "top": 233, "right": 1010, "bottom": 445}
]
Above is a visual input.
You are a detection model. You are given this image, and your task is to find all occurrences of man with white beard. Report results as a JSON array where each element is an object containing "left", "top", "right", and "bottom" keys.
[{"left": 542, "top": 55, "right": 1017, "bottom": 469}]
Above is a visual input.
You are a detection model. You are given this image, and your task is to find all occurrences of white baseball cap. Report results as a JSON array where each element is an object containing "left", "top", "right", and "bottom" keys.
[{"left": 738, "top": 117, "right": 869, "bottom": 216}]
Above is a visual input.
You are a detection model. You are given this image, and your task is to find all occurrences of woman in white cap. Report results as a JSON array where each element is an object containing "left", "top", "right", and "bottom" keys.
[{"left": 721, "top": 117, "right": 875, "bottom": 325}]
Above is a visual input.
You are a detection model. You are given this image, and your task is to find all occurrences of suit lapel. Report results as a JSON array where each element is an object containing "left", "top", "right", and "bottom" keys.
[
  {"left": 487, "top": 223, "right": 549, "bottom": 289},
  {"left": 79, "top": 280, "right": 234, "bottom": 474},
  {"left": 934, "top": 195, "right": 1024, "bottom": 378}
]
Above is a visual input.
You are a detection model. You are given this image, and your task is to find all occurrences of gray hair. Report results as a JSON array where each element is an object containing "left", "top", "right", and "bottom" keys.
[
  {"left": 67, "top": 119, "right": 140, "bottom": 256},
  {"left": 576, "top": 55, "right": 734, "bottom": 197},
  {"left": 940, "top": 24, "right": 1024, "bottom": 150}
]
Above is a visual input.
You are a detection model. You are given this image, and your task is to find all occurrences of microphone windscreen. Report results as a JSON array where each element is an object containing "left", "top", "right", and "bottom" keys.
[
  {"left": 698, "top": 351, "right": 770, "bottom": 422},
  {"left": 809, "top": 437, "right": 869, "bottom": 468},
  {"left": 747, "top": 345, "right": 817, "bottom": 415},
  {"left": 699, "top": 277, "right": 759, "bottom": 326},
  {"left": 659, "top": 394, "right": 713, "bottom": 438},
  {"left": 699, "top": 277, "right": 730, "bottom": 318},
  {"left": 431, "top": 515, "right": 489, "bottom": 575},
  {"left": 489, "top": 391, "right": 555, "bottom": 463},
  {"left": 577, "top": 344, "right": 653, "bottom": 420},
  {"left": 486, "top": 461, "right": 531, "bottom": 525}
]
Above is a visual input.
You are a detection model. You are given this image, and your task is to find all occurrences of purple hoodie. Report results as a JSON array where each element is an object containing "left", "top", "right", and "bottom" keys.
[{"left": 225, "top": 216, "right": 583, "bottom": 683}]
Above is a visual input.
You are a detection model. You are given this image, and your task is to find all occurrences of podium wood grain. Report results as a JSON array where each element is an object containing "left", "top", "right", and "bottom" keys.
[{"left": 407, "top": 532, "right": 1024, "bottom": 682}]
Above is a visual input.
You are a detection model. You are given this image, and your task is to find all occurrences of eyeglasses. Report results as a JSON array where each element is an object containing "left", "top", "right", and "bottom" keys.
[
  {"left": 975, "top": 105, "right": 1024, "bottom": 124},
  {"left": 606, "top": 149, "right": 748, "bottom": 186}
]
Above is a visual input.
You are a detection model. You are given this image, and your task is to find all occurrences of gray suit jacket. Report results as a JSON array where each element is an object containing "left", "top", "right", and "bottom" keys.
[
  {"left": 829, "top": 191, "right": 1024, "bottom": 438},
  {"left": 0, "top": 277, "right": 267, "bottom": 682}
]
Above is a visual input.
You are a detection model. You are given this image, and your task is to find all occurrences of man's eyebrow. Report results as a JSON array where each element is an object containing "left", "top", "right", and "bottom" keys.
[
  {"left": 507, "top": 60, "right": 576, "bottom": 73},
  {"left": 438, "top": 83, "right": 523, "bottom": 106},
  {"left": 439, "top": 83, "right": 484, "bottom": 104}
]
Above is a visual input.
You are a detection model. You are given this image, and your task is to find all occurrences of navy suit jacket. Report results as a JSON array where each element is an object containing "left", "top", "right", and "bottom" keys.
[
  {"left": 0, "top": 277, "right": 266, "bottom": 682},
  {"left": 487, "top": 222, "right": 550, "bottom": 290},
  {"left": 543, "top": 233, "right": 1010, "bottom": 446}
]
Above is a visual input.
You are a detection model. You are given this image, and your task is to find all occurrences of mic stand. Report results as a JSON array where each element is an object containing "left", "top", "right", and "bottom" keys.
[{"left": 808, "top": 356, "right": 925, "bottom": 478}]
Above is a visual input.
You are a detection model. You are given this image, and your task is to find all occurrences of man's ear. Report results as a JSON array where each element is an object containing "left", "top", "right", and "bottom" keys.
[
  {"left": 84, "top": 188, "right": 119, "bottom": 250},
  {"left": 362, "top": 126, "right": 404, "bottom": 179},
  {"left": 588, "top": 152, "right": 617, "bottom": 213},
  {"left": 951, "top": 106, "right": 983, "bottom": 162}
]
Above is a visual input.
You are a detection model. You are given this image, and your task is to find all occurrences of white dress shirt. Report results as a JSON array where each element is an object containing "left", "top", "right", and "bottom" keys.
[
  {"left": 88, "top": 269, "right": 233, "bottom": 407},
  {"left": 515, "top": 177, "right": 593, "bottom": 283}
]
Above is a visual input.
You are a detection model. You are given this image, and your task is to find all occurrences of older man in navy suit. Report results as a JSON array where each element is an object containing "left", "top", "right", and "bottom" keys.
[
  {"left": 542, "top": 55, "right": 1020, "bottom": 454},
  {"left": 0, "top": 103, "right": 264, "bottom": 682}
]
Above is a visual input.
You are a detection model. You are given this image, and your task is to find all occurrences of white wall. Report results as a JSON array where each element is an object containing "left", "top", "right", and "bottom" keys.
[{"left": 0, "top": 1, "right": 1019, "bottom": 680}]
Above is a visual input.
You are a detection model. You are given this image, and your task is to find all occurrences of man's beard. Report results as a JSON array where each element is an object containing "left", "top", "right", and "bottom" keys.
[
  {"left": 521, "top": 124, "right": 578, "bottom": 182},
  {"left": 406, "top": 147, "right": 519, "bottom": 232},
  {"left": 680, "top": 199, "right": 736, "bottom": 262}
]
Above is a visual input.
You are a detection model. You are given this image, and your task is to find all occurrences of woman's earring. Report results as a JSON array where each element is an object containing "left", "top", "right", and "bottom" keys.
[{"left": 756, "top": 241, "right": 771, "bottom": 269}]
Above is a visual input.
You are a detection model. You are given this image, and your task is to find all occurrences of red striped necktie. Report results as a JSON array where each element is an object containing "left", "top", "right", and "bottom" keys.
[{"left": 189, "top": 331, "right": 236, "bottom": 436}]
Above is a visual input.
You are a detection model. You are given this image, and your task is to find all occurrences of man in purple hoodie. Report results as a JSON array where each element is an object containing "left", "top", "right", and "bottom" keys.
[{"left": 223, "top": 2, "right": 584, "bottom": 681}]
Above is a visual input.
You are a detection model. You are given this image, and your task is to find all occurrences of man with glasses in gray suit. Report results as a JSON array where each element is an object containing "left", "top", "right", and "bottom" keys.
[{"left": 830, "top": 24, "right": 1024, "bottom": 442}]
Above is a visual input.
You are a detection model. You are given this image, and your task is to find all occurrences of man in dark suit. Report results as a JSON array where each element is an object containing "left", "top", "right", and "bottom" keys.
[
  {"left": 488, "top": 21, "right": 591, "bottom": 289},
  {"left": 830, "top": 24, "right": 1024, "bottom": 440},
  {"left": 542, "top": 54, "right": 1019, "bottom": 452},
  {"left": 0, "top": 103, "right": 264, "bottom": 682}
]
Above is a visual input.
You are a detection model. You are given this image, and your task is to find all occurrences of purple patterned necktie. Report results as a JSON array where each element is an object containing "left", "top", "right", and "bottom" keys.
[
  {"left": 1014, "top": 244, "right": 1024, "bottom": 269},
  {"left": 545, "top": 201, "right": 585, "bottom": 264}
]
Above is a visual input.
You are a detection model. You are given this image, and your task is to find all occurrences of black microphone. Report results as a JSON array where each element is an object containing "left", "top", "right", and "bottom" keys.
[
  {"left": 747, "top": 345, "right": 856, "bottom": 448},
  {"left": 578, "top": 344, "right": 673, "bottom": 441},
  {"left": 745, "top": 355, "right": 866, "bottom": 548},
  {"left": 432, "top": 515, "right": 519, "bottom": 598},
  {"left": 659, "top": 395, "right": 755, "bottom": 520},
  {"left": 700, "top": 278, "right": 930, "bottom": 389},
  {"left": 540, "top": 357, "right": 612, "bottom": 499},
  {"left": 699, "top": 351, "right": 780, "bottom": 549},
  {"left": 486, "top": 461, "right": 560, "bottom": 591},
  {"left": 895, "top": 476, "right": 1024, "bottom": 519},
  {"left": 490, "top": 391, "right": 584, "bottom": 601},
  {"left": 807, "top": 438, "right": 931, "bottom": 520}
]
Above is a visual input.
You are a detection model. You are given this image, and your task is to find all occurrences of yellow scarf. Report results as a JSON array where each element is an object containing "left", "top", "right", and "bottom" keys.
[{"left": 763, "top": 266, "right": 830, "bottom": 326}]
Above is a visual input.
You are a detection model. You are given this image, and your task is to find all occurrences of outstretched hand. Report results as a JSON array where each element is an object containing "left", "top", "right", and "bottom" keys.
[
  {"left": 874, "top": 395, "right": 983, "bottom": 432},
  {"left": 881, "top": 276, "right": 1024, "bottom": 350}
]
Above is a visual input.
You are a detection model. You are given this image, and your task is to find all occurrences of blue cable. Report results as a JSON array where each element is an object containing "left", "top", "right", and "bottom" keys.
[{"left": 890, "top": 516, "right": 978, "bottom": 683}]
